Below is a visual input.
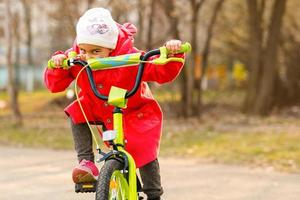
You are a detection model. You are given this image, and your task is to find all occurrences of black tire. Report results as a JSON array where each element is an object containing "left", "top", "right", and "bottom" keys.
[{"left": 95, "top": 159, "right": 128, "bottom": 200}]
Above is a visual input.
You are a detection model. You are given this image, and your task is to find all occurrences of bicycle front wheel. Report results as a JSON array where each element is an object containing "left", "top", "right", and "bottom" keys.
[{"left": 96, "top": 159, "right": 129, "bottom": 200}]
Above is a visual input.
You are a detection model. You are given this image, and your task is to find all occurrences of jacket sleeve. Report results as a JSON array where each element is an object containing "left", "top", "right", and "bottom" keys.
[
  {"left": 142, "top": 53, "right": 185, "bottom": 84},
  {"left": 43, "top": 51, "right": 74, "bottom": 93}
]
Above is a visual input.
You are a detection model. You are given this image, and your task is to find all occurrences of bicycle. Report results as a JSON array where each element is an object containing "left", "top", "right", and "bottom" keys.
[{"left": 48, "top": 42, "right": 191, "bottom": 200}]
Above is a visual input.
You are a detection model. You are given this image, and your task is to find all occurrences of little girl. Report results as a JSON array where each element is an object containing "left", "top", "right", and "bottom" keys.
[{"left": 44, "top": 7, "right": 184, "bottom": 200}]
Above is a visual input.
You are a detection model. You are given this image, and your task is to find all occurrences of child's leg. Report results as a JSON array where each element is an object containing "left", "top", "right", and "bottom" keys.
[
  {"left": 70, "top": 119, "right": 94, "bottom": 162},
  {"left": 70, "top": 119, "right": 99, "bottom": 183},
  {"left": 139, "top": 159, "right": 163, "bottom": 200}
]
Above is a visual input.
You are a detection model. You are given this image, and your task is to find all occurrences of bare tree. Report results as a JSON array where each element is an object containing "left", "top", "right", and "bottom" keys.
[
  {"left": 197, "top": 0, "right": 224, "bottom": 115},
  {"left": 21, "top": 0, "right": 34, "bottom": 92},
  {"left": 185, "top": 0, "right": 206, "bottom": 117},
  {"left": 136, "top": 0, "right": 146, "bottom": 48},
  {"left": 5, "top": 0, "right": 22, "bottom": 125},
  {"left": 47, "top": 0, "right": 81, "bottom": 51},
  {"left": 146, "top": 0, "right": 157, "bottom": 50},
  {"left": 87, "top": 0, "right": 96, "bottom": 9},
  {"left": 108, "top": 0, "right": 131, "bottom": 23},
  {"left": 158, "top": 0, "right": 180, "bottom": 39},
  {"left": 12, "top": 12, "right": 21, "bottom": 89},
  {"left": 254, "top": 0, "right": 286, "bottom": 115},
  {"left": 61, "top": 0, "right": 80, "bottom": 38},
  {"left": 245, "top": 0, "right": 287, "bottom": 115},
  {"left": 278, "top": 14, "right": 300, "bottom": 107},
  {"left": 244, "top": 0, "right": 265, "bottom": 113},
  {"left": 21, "top": 0, "right": 33, "bottom": 66}
]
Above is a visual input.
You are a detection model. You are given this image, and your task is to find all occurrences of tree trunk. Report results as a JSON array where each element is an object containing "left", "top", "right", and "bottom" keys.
[
  {"left": 87, "top": 0, "right": 95, "bottom": 9},
  {"left": 244, "top": 0, "right": 264, "bottom": 113},
  {"left": 61, "top": 0, "right": 79, "bottom": 37},
  {"left": 187, "top": 0, "right": 205, "bottom": 117},
  {"left": 159, "top": 0, "right": 180, "bottom": 38},
  {"left": 21, "top": 0, "right": 33, "bottom": 65},
  {"left": 5, "top": 0, "right": 22, "bottom": 125},
  {"left": 146, "top": 0, "right": 156, "bottom": 51},
  {"left": 254, "top": 0, "right": 287, "bottom": 115},
  {"left": 197, "top": 0, "right": 224, "bottom": 116},
  {"left": 279, "top": 26, "right": 300, "bottom": 106},
  {"left": 137, "top": 0, "right": 145, "bottom": 49},
  {"left": 13, "top": 12, "right": 21, "bottom": 89},
  {"left": 21, "top": 0, "right": 34, "bottom": 92},
  {"left": 159, "top": 0, "right": 189, "bottom": 116}
]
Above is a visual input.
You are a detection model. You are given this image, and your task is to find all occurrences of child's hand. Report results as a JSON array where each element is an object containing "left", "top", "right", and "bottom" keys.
[
  {"left": 77, "top": 54, "right": 87, "bottom": 61},
  {"left": 51, "top": 54, "right": 67, "bottom": 68},
  {"left": 165, "top": 40, "right": 182, "bottom": 54}
]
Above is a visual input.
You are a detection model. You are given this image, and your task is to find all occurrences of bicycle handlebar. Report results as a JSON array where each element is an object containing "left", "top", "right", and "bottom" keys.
[
  {"left": 47, "top": 42, "right": 191, "bottom": 69},
  {"left": 47, "top": 42, "right": 191, "bottom": 101}
]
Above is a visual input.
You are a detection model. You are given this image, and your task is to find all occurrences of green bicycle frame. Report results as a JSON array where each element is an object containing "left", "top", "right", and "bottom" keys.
[
  {"left": 108, "top": 85, "right": 138, "bottom": 200},
  {"left": 111, "top": 107, "right": 137, "bottom": 200}
]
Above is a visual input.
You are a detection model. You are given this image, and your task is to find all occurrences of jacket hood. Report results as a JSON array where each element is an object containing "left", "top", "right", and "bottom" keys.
[{"left": 110, "top": 23, "right": 138, "bottom": 56}]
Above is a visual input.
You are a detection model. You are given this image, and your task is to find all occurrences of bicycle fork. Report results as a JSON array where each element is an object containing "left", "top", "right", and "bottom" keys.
[{"left": 113, "top": 109, "right": 138, "bottom": 200}]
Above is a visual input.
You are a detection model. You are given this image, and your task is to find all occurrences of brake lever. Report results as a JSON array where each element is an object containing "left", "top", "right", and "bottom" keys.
[{"left": 152, "top": 42, "right": 191, "bottom": 65}]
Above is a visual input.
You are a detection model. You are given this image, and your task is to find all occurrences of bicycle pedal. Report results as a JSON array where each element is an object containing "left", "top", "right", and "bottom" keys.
[{"left": 75, "top": 182, "right": 97, "bottom": 193}]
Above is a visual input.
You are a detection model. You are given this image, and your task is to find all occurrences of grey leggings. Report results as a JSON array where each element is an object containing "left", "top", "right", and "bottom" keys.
[{"left": 70, "top": 119, "right": 163, "bottom": 199}]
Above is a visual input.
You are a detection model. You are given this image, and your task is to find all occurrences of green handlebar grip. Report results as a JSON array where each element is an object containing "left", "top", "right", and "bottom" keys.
[
  {"left": 178, "top": 42, "right": 192, "bottom": 53},
  {"left": 47, "top": 59, "right": 69, "bottom": 69},
  {"left": 68, "top": 51, "right": 77, "bottom": 58},
  {"left": 47, "top": 52, "right": 77, "bottom": 69},
  {"left": 164, "top": 42, "right": 192, "bottom": 55}
]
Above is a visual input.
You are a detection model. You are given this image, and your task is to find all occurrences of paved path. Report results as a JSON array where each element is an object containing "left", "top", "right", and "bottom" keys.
[{"left": 0, "top": 146, "right": 299, "bottom": 200}]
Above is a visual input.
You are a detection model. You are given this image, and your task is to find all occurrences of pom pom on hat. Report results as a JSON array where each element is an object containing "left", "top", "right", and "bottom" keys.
[
  {"left": 123, "top": 23, "right": 137, "bottom": 36},
  {"left": 76, "top": 8, "right": 119, "bottom": 49}
]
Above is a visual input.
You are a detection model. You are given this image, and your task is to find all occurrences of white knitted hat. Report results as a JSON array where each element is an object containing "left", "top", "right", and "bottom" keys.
[{"left": 76, "top": 8, "right": 119, "bottom": 49}]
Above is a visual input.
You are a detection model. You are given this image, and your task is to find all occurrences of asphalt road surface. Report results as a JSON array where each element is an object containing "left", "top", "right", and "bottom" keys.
[{"left": 1, "top": 146, "right": 300, "bottom": 200}]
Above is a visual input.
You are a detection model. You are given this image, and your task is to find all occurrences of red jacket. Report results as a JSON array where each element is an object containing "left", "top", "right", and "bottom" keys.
[{"left": 44, "top": 23, "right": 184, "bottom": 167}]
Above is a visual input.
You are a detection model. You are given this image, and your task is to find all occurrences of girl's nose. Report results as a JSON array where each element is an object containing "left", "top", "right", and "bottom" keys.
[{"left": 86, "top": 54, "right": 95, "bottom": 59}]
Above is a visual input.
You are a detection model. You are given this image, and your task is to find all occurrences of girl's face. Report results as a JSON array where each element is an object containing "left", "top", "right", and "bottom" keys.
[{"left": 78, "top": 44, "right": 112, "bottom": 59}]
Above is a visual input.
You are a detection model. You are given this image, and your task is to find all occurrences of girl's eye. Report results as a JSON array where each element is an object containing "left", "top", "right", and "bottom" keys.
[
  {"left": 80, "top": 49, "right": 86, "bottom": 54},
  {"left": 92, "top": 50, "right": 101, "bottom": 54}
]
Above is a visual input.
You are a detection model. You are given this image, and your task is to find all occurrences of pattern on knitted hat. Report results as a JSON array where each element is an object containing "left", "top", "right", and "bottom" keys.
[{"left": 76, "top": 8, "right": 119, "bottom": 49}]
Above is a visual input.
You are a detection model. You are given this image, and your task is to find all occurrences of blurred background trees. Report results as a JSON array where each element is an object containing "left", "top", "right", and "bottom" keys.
[{"left": 0, "top": 0, "right": 299, "bottom": 123}]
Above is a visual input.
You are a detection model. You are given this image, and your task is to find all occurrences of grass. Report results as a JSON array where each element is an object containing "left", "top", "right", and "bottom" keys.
[
  {"left": 0, "top": 124, "right": 73, "bottom": 149},
  {"left": 1, "top": 89, "right": 300, "bottom": 173},
  {"left": 0, "top": 90, "right": 64, "bottom": 115},
  {"left": 161, "top": 128, "right": 300, "bottom": 173}
]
